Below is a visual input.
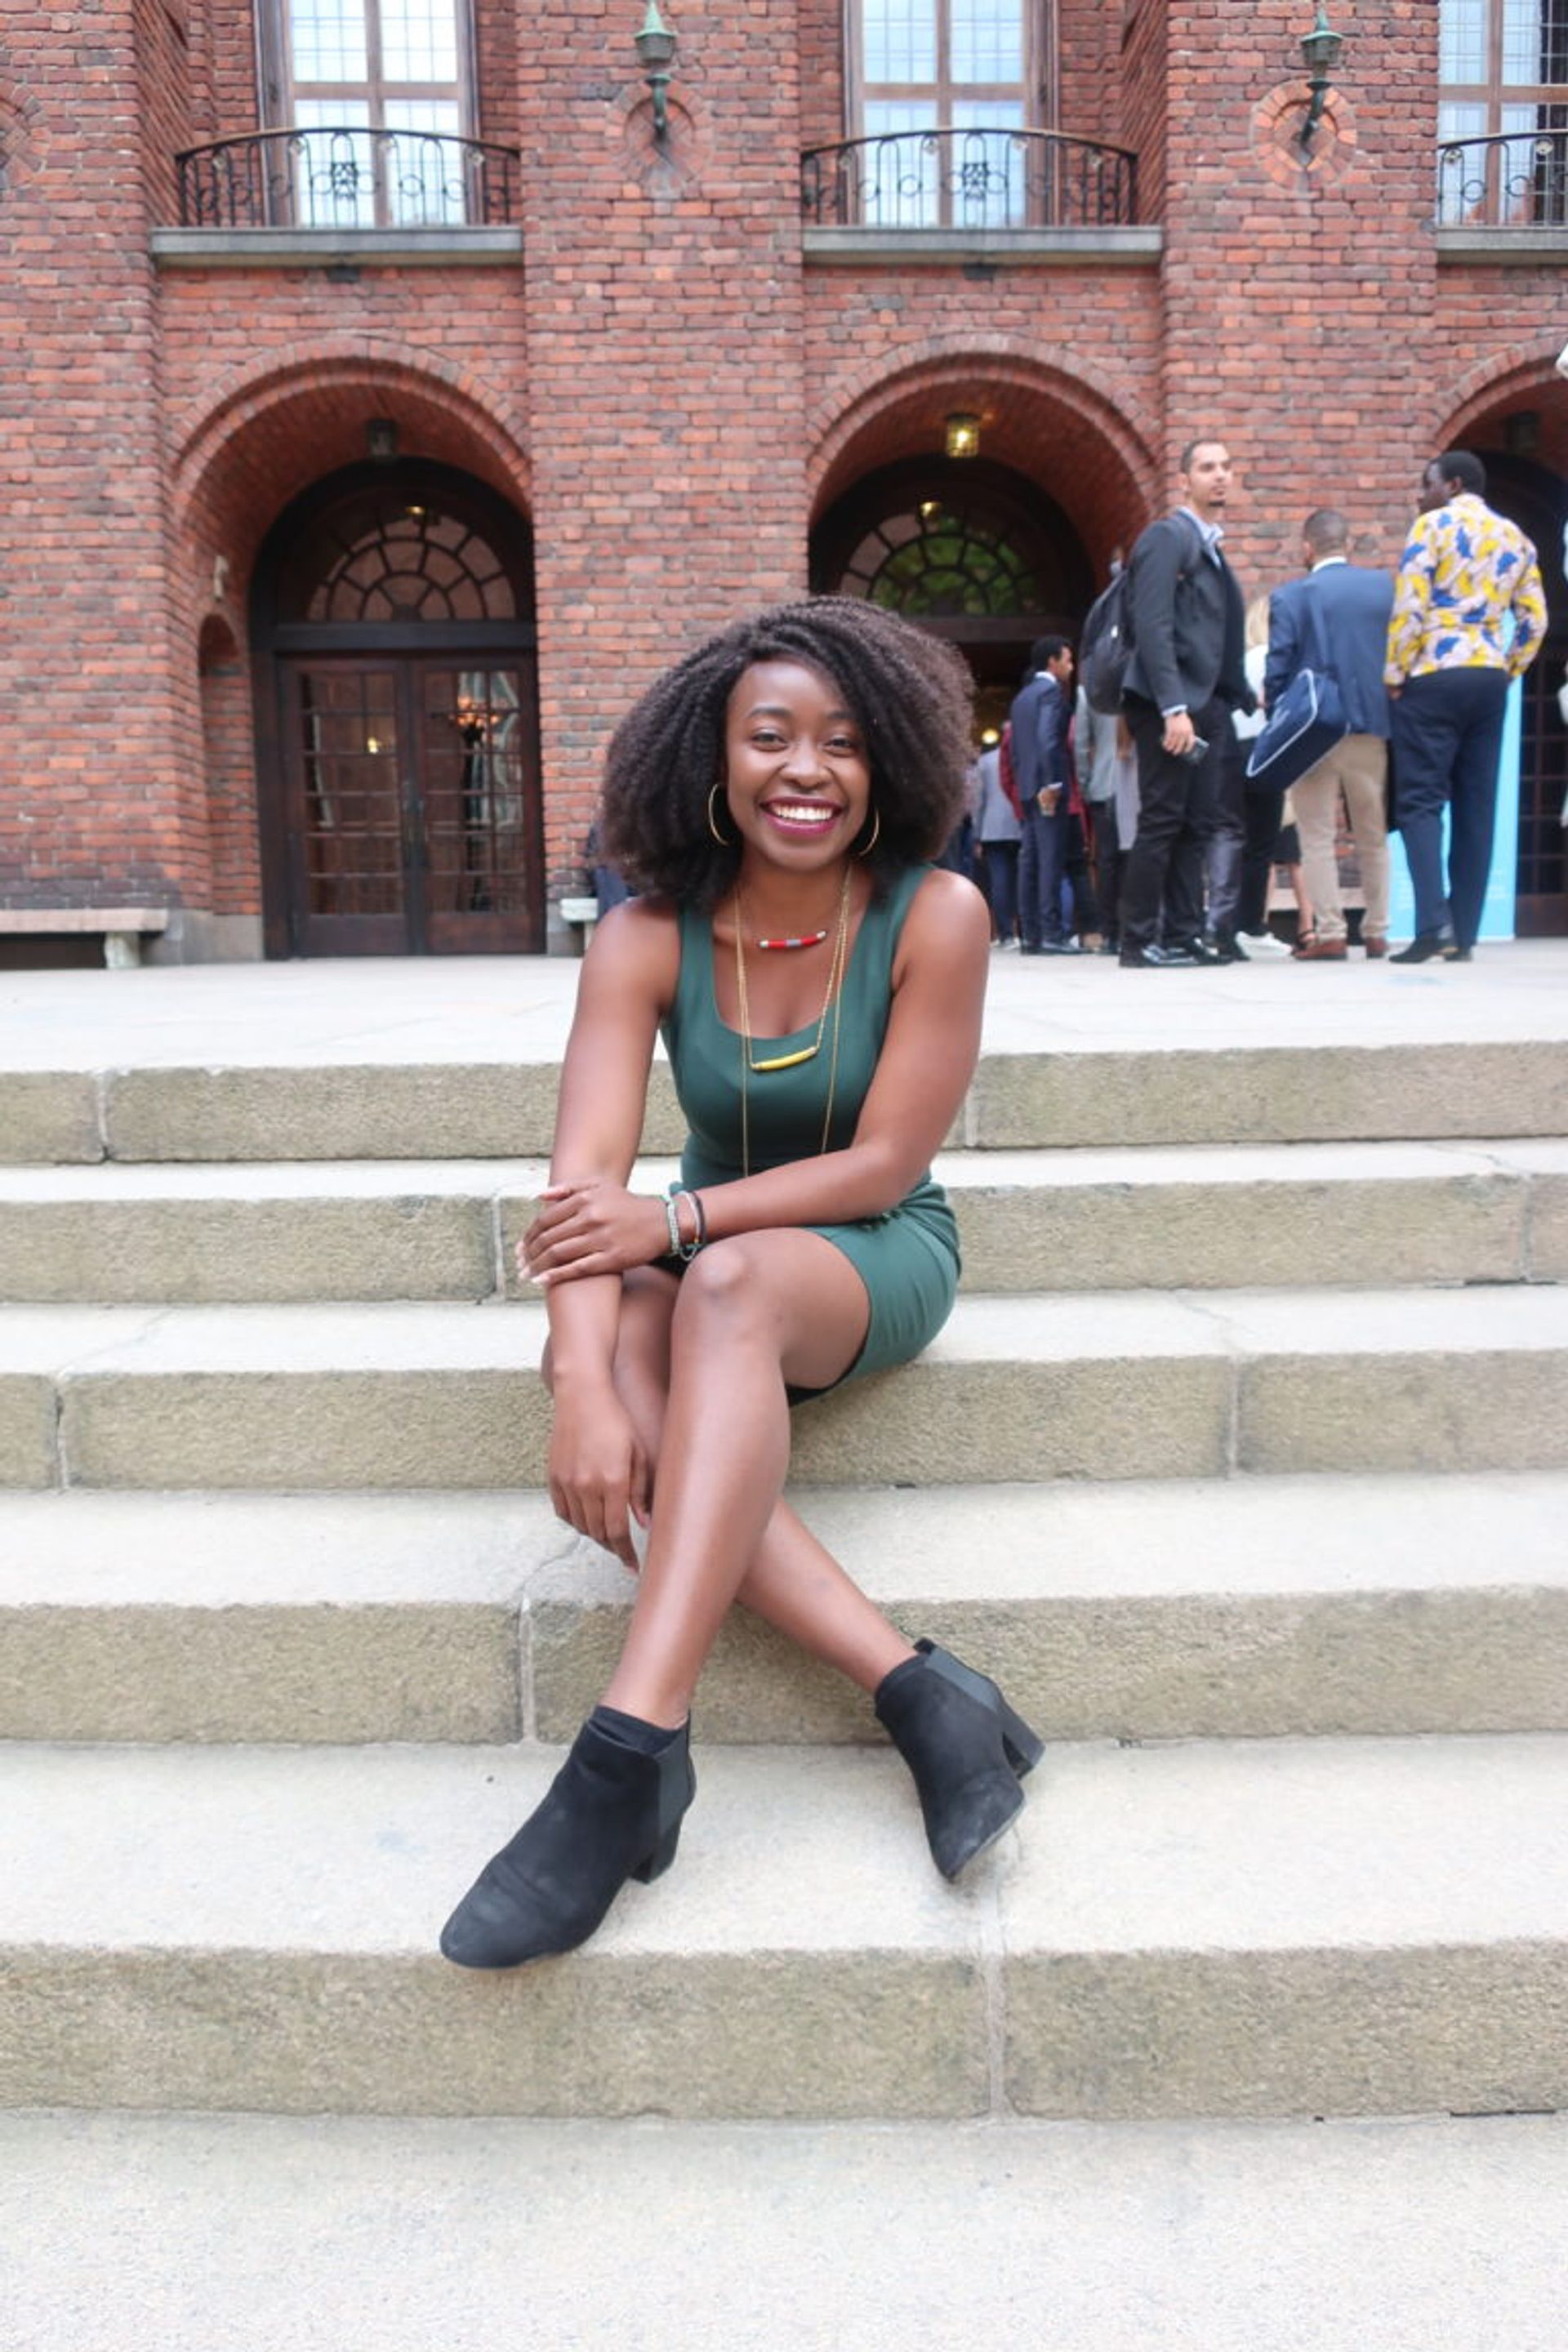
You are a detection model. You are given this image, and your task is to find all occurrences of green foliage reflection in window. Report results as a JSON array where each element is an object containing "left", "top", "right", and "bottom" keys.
[{"left": 852, "top": 506, "right": 1043, "bottom": 616}]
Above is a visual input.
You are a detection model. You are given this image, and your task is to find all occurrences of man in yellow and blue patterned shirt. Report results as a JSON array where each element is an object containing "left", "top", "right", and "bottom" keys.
[{"left": 1385, "top": 449, "right": 1545, "bottom": 961}]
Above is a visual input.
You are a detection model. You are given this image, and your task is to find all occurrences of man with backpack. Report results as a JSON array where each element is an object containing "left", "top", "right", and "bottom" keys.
[{"left": 1111, "top": 438, "right": 1253, "bottom": 968}]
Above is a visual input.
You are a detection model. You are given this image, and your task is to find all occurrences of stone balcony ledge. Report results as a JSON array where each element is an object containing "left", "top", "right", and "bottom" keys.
[
  {"left": 802, "top": 224, "right": 1163, "bottom": 268},
  {"left": 1434, "top": 225, "right": 1568, "bottom": 263},
  {"left": 150, "top": 226, "right": 523, "bottom": 270}
]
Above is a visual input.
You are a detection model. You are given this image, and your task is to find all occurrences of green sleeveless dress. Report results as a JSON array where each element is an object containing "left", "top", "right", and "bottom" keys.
[{"left": 659, "top": 863, "right": 960, "bottom": 1396}]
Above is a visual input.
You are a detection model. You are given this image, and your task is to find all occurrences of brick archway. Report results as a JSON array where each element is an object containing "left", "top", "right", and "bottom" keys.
[
  {"left": 808, "top": 350, "right": 1159, "bottom": 581},
  {"left": 1437, "top": 360, "right": 1568, "bottom": 935},
  {"left": 167, "top": 354, "right": 532, "bottom": 943},
  {"left": 1437, "top": 346, "right": 1568, "bottom": 454}
]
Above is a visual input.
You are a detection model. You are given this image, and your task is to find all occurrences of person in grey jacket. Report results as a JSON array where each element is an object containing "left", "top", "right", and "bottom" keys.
[
  {"left": 1076, "top": 685, "right": 1129, "bottom": 954},
  {"left": 972, "top": 740, "right": 1022, "bottom": 946}
]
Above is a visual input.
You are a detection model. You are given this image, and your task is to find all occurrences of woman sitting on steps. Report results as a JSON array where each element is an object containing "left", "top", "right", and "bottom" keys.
[{"left": 440, "top": 596, "right": 1043, "bottom": 1969}]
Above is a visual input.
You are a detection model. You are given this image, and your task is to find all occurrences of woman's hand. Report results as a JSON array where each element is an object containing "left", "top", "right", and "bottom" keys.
[
  {"left": 547, "top": 1387, "right": 651, "bottom": 1569},
  {"left": 521, "top": 1180, "right": 670, "bottom": 1285}
]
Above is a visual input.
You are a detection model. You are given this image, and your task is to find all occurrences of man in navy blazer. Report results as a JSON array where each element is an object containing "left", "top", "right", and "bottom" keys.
[
  {"left": 1008, "top": 635, "right": 1077, "bottom": 952},
  {"left": 1265, "top": 510, "right": 1393, "bottom": 959}
]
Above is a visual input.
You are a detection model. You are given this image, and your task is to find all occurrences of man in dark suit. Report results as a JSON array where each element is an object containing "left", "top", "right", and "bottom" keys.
[
  {"left": 1119, "top": 437, "right": 1252, "bottom": 969},
  {"left": 1008, "top": 634, "right": 1077, "bottom": 954},
  {"left": 1265, "top": 510, "right": 1394, "bottom": 960}
]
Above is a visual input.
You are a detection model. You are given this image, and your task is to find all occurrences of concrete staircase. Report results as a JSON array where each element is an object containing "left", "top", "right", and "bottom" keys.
[{"left": 4, "top": 971, "right": 1568, "bottom": 2138}]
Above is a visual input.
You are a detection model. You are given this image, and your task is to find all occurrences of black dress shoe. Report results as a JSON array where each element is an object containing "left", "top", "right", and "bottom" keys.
[
  {"left": 1204, "top": 931, "right": 1245, "bottom": 963},
  {"left": 1120, "top": 942, "right": 1203, "bottom": 968},
  {"left": 1183, "top": 935, "right": 1226, "bottom": 965},
  {"left": 1389, "top": 924, "right": 1458, "bottom": 964}
]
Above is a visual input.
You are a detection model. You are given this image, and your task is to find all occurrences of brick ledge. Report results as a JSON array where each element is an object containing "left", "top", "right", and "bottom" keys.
[
  {"left": 1435, "top": 225, "right": 1568, "bottom": 264},
  {"left": 150, "top": 227, "right": 523, "bottom": 270},
  {"left": 802, "top": 225, "right": 1164, "bottom": 268}
]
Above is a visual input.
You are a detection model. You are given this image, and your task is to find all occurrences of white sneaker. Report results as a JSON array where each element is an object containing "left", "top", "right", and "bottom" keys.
[
  {"left": 1235, "top": 929, "right": 1291, "bottom": 960},
  {"left": 993, "top": 937, "right": 1019, "bottom": 951}
]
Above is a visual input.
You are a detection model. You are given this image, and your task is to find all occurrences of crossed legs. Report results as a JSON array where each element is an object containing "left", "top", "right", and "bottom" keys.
[
  {"left": 565, "top": 1242, "right": 916, "bottom": 1727},
  {"left": 441, "top": 1235, "right": 1031, "bottom": 1965}
]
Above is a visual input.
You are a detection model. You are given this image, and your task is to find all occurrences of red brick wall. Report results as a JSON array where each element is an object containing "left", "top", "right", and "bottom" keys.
[
  {"left": 516, "top": 1, "right": 810, "bottom": 899},
  {"left": 1156, "top": 0, "right": 1441, "bottom": 603},
  {"left": 1118, "top": 0, "right": 1166, "bottom": 219},
  {"left": 6, "top": 0, "right": 1568, "bottom": 939},
  {"left": 1057, "top": 0, "right": 1121, "bottom": 144},
  {"left": 800, "top": 0, "right": 846, "bottom": 152},
  {"left": 0, "top": 6, "right": 191, "bottom": 909}
]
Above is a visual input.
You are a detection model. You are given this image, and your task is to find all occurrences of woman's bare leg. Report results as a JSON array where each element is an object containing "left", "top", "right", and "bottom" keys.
[
  {"left": 603, "top": 1267, "right": 915, "bottom": 1695},
  {"left": 581, "top": 1232, "right": 913, "bottom": 1726}
]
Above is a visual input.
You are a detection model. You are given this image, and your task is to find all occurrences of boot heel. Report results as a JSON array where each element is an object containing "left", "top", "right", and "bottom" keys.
[
  {"left": 999, "top": 1705, "right": 1045, "bottom": 1780},
  {"left": 915, "top": 1639, "right": 1042, "bottom": 1777},
  {"left": 631, "top": 1823, "right": 682, "bottom": 1884},
  {"left": 881, "top": 1641, "right": 1045, "bottom": 1881}
]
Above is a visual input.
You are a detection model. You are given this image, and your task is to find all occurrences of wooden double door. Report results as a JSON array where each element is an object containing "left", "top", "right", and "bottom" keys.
[{"left": 274, "top": 654, "right": 542, "bottom": 956}]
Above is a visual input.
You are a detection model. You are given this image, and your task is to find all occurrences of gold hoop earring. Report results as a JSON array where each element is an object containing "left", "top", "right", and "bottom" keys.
[
  {"left": 854, "top": 805, "right": 881, "bottom": 859},
  {"left": 707, "top": 782, "right": 736, "bottom": 847}
]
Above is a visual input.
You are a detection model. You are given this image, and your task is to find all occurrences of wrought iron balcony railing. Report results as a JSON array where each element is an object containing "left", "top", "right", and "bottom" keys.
[
  {"left": 801, "top": 128, "right": 1138, "bottom": 233},
  {"left": 176, "top": 127, "right": 522, "bottom": 232},
  {"left": 1437, "top": 127, "right": 1568, "bottom": 229}
]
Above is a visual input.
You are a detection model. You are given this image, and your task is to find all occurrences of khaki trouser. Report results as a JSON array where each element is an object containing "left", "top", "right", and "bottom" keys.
[{"left": 1292, "top": 732, "right": 1389, "bottom": 942}]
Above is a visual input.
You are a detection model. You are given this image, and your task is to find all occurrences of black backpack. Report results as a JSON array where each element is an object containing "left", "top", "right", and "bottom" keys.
[
  {"left": 1078, "top": 514, "right": 1205, "bottom": 716},
  {"left": 1078, "top": 569, "right": 1134, "bottom": 717}
]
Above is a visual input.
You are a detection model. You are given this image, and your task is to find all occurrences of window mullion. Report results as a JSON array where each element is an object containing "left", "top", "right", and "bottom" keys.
[{"left": 366, "top": 0, "right": 386, "bottom": 127}]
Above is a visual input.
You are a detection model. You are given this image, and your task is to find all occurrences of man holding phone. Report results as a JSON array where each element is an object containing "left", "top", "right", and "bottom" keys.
[{"left": 1117, "top": 438, "right": 1253, "bottom": 968}]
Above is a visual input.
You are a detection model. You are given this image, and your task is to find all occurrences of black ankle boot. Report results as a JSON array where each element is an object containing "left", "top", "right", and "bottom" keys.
[
  {"left": 875, "top": 1640, "right": 1043, "bottom": 1882},
  {"left": 439, "top": 1714, "right": 695, "bottom": 1968}
]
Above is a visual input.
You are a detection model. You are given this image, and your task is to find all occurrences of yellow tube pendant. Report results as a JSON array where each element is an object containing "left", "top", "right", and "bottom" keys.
[{"left": 750, "top": 1045, "right": 818, "bottom": 1072}]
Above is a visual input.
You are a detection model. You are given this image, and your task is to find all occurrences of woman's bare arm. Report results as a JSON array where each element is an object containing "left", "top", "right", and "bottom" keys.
[
  {"left": 527, "top": 869, "right": 989, "bottom": 1285},
  {"left": 539, "top": 899, "right": 675, "bottom": 1388}
]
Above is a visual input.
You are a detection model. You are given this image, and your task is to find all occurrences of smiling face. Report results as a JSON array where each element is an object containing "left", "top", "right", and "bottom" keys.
[{"left": 719, "top": 659, "right": 872, "bottom": 875}]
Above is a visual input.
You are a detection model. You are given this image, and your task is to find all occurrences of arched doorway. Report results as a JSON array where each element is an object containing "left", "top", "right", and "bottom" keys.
[
  {"left": 809, "top": 457, "right": 1094, "bottom": 732},
  {"left": 1465, "top": 446, "right": 1568, "bottom": 933},
  {"left": 252, "top": 461, "right": 541, "bottom": 956}
]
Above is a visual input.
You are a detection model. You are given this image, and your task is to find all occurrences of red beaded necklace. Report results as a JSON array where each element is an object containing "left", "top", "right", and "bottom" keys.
[{"left": 755, "top": 926, "right": 829, "bottom": 951}]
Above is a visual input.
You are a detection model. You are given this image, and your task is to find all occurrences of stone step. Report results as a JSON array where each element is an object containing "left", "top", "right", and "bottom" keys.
[
  {"left": 4, "top": 1285, "right": 1568, "bottom": 1493},
  {"left": 5, "top": 1477, "right": 1568, "bottom": 1746},
  {"left": 7, "top": 2109, "right": 1566, "bottom": 2352},
  {"left": 9, "top": 1036, "right": 1568, "bottom": 1165},
  {"left": 3, "top": 1138, "right": 1566, "bottom": 1302},
  {"left": 3, "top": 1732, "right": 1564, "bottom": 2123}
]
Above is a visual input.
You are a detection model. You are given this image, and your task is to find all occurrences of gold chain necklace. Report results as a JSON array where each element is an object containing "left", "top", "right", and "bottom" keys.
[{"left": 733, "top": 868, "right": 852, "bottom": 1178}]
